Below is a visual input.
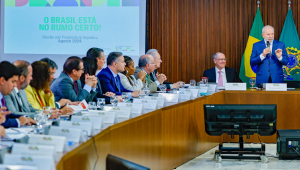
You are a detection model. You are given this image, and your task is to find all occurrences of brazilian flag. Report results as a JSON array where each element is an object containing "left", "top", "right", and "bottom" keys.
[
  {"left": 239, "top": 8, "right": 264, "bottom": 87},
  {"left": 279, "top": 8, "right": 300, "bottom": 81}
]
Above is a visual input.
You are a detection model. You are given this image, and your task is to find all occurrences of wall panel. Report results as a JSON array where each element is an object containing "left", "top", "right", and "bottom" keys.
[{"left": 148, "top": 0, "right": 300, "bottom": 83}]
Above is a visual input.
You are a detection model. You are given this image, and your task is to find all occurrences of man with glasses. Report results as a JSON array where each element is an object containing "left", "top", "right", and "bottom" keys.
[
  {"left": 51, "top": 56, "right": 98, "bottom": 102},
  {"left": 203, "top": 52, "right": 239, "bottom": 86},
  {"left": 135, "top": 54, "right": 166, "bottom": 92}
]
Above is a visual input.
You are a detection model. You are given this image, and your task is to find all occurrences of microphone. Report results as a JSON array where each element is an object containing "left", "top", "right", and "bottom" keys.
[{"left": 266, "top": 41, "right": 271, "bottom": 56}]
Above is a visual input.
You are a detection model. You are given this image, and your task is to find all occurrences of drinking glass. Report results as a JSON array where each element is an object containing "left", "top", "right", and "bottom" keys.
[
  {"left": 97, "top": 98, "right": 105, "bottom": 110},
  {"left": 88, "top": 102, "right": 96, "bottom": 110},
  {"left": 122, "top": 92, "right": 129, "bottom": 102},
  {"left": 34, "top": 111, "right": 47, "bottom": 134},
  {"left": 110, "top": 96, "right": 118, "bottom": 107},
  {"left": 202, "top": 77, "right": 208, "bottom": 84},
  {"left": 249, "top": 77, "right": 256, "bottom": 89},
  {"left": 138, "top": 90, "right": 145, "bottom": 98},
  {"left": 160, "top": 84, "right": 167, "bottom": 93},
  {"left": 190, "top": 79, "right": 196, "bottom": 86},
  {"left": 42, "top": 106, "right": 52, "bottom": 118},
  {"left": 143, "top": 87, "right": 150, "bottom": 96}
]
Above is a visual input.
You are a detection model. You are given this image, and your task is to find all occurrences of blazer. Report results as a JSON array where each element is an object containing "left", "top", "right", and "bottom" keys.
[
  {"left": 4, "top": 88, "right": 39, "bottom": 118},
  {"left": 150, "top": 69, "right": 172, "bottom": 89},
  {"left": 1, "top": 113, "right": 22, "bottom": 128},
  {"left": 51, "top": 72, "right": 97, "bottom": 102},
  {"left": 97, "top": 67, "right": 132, "bottom": 95},
  {"left": 250, "top": 40, "right": 288, "bottom": 84},
  {"left": 203, "top": 67, "right": 239, "bottom": 83},
  {"left": 25, "top": 85, "right": 56, "bottom": 110},
  {"left": 134, "top": 67, "right": 158, "bottom": 92},
  {"left": 80, "top": 78, "right": 110, "bottom": 104},
  {"left": 118, "top": 73, "right": 144, "bottom": 91}
]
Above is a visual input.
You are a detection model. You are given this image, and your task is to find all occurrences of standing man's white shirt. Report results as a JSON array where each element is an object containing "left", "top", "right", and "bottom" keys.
[{"left": 215, "top": 67, "right": 227, "bottom": 85}]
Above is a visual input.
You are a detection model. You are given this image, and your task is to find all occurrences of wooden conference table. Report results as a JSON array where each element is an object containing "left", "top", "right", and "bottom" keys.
[{"left": 56, "top": 89, "right": 300, "bottom": 170}]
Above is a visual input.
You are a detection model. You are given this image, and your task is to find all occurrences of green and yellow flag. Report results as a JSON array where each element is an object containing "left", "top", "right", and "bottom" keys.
[
  {"left": 239, "top": 8, "right": 264, "bottom": 86},
  {"left": 279, "top": 8, "right": 300, "bottom": 81}
]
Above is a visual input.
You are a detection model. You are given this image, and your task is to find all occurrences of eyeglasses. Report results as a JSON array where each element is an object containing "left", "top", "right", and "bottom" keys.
[
  {"left": 215, "top": 58, "right": 227, "bottom": 61},
  {"left": 77, "top": 68, "right": 85, "bottom": 71}
]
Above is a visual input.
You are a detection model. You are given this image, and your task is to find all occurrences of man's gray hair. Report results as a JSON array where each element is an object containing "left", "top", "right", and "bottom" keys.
[
  {"left": 146, "top": 49, "right": 158, "bottom": 59},
  {"left": 262, "top": 25, "right": 274, "bottom": 33},
  {"left": 138, "top": 55, "right": 152, "bottom": 67},
  {"left": 213, "top": 52, "right": 223, "bottom": 60}
]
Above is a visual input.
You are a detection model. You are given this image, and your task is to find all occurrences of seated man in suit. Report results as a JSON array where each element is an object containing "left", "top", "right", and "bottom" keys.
[
  {"left": 4, "top": 60, "right": 38, "bottom": 118},
  {"left": 40, "top": 58, "right": 77, "bottom": 113},
  {"left": 203, "top": 52, "right": 239, "bottom": 86},
  {"left": 51, "top": 56, "right": 98, "bottom": 102},
  {"left": 146, "top": 49, "right": 184, "bottom": 89},
  {"left": 135, "top": 54, "right": 167, "bottom": 92},
  {"left": 0, "top": 61, "right": 35, "bottom": 128},
  {"left": 97, "top": 52, "right": 139, "bottom": 97}
]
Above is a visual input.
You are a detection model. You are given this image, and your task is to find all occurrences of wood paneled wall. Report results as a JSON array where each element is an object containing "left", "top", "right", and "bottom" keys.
[{"left": 147, "top": 0, "right": 300, "bottom": 83}]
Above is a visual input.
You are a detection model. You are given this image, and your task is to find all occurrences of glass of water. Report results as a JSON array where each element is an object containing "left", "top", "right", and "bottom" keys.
[
  {"left": 88, "top": 102, "right": 96, "bottom": 110},
  {"left": 190, "top": 79, "right": 196, "bottom": 86},
  {"left": 42, "top": 106, "right": 52, "bottom": 118},
  {"left": 34, "top": 111, "right": 47, "bottom": 134},
  {"left": 160, "top": 84, "right": 167, "bottom": 93},
  {"left": 143, "top": 87, "right": 150, "bottom": 96},
  {"left": 97, "top": 98, "right": 105, "bottom": 110},
  {"left": 110, "top": 96, "right": 118, "bottom": 107},
  {"left": 138, "top": 90, "right": 145, "bottom": 98},
  {"left": 121, "top": 92, "right": 129, "bottom": 102}
]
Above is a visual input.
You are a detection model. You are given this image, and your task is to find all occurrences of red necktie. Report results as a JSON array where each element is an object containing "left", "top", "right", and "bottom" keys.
[{"left": 74, "top": 81, "right": 78, "bottom": 95}]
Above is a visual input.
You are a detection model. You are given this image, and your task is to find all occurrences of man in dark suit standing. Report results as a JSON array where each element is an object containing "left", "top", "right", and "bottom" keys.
[
  {"left": 97, "top": 52, "right": 139, "bottom": 97},
  {"left": 203, "top": 52, "right": 239, "bottom": 86},
  {"left": 51, "top": 56, "right": 98, "bottom": 102},
  {"left": 250, "top": 25, "right": 288, "bottom": 85}
]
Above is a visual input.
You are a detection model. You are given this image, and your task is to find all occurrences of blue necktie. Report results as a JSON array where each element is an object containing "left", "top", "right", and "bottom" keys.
[{"left": 115, "top": 76, "right": 121, "bottom": 92}]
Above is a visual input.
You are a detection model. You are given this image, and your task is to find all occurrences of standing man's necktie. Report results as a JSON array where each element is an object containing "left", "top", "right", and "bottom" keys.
[
  {"left": 74, "top": 81, "right": 78, "bottom": 95},
  {"left": 218, "top": 71, "right": 223, "bottom": 86},
  {"left": 115, "top": 77, "right": 121, "bottom": 92}
]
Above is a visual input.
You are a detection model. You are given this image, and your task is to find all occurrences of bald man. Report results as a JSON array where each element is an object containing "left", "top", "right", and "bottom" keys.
[
  {"left": 203, "top": 52, "right": 239, "bottom": 86},
  {"left": 250, "top": 25, "right": 288, "bottom": 85},
  {"left": 135, "top": 54, "right": 166, "bottom": 92}
]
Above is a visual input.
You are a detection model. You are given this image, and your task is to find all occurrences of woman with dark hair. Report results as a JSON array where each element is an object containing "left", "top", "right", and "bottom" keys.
[
  {"left": 25, "top": 61, "right": 59, "bottom": 118},
  {"left": 118, "top": 56, "right": 146, "bottom": 91},
  {"left": 86, "top": 47, "right": 106, "bottom": 76},
  {"left": 80, "top": 57, "right": 114, "bottom": 103}
]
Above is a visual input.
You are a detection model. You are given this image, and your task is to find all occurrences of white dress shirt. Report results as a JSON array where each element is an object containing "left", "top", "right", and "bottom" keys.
[
  {"left": 215, "top": 67, "right": 227, "bottom": 85},
  {"left": 260, "top": 40, "right": 282, "bottom": 61}
]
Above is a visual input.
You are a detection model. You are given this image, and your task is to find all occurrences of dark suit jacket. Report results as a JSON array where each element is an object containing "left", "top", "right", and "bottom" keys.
[
  {"left": 1, "top": 114, "right": 22, "bottom": 128},
  {"left": 97, "top": 67, "right": 132, "bottom": 95},
  {"left": 203, "top": 67, "right": 239, "bottom": 83},
  {"left": 51, "top": 72, "right": 97, "bottom": 102},
  {"left": 250, "top": 40, "right": 288, "bottom": 84},
  {"left": 81, "top": 78, "right": 110, "bottom": 104},
  {"left": 150, "top": 70, "right": 172, "bottom": 89}
]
